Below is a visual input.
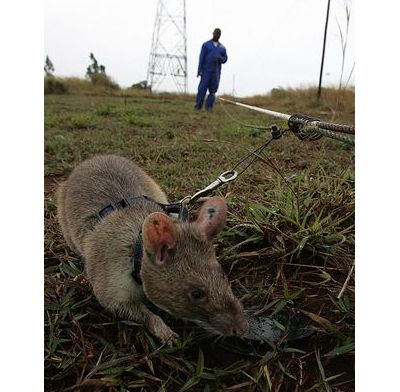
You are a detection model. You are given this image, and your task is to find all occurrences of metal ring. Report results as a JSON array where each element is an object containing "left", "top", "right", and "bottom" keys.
[{"left": 219, "top": 170, "right": 238, "bottom": 183}]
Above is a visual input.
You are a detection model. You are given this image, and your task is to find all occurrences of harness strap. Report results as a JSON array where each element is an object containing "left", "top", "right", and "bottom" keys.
[
  {"left": 131, "top": 231, "right": 143, "bottom": 285},
  {"left": 97, "top": 196, "right": 188, "bottom": 221}
]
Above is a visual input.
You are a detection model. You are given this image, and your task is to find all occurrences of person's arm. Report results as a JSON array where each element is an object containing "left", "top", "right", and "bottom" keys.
[
  {"left": 220, "top": 46, "right": 228, "bottom": 64},
  {"left": 197, "top": 43, "right": 207, "bottom": 76}
]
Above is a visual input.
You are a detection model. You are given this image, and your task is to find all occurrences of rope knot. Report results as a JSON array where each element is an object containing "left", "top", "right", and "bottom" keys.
[{"left": 288, "top": 113, "right": 323, "bottom": 141}]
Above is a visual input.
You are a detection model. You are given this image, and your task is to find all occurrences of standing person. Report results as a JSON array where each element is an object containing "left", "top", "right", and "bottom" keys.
[{"left": 195, "top": 28, "right": 228, "bottom": 112}]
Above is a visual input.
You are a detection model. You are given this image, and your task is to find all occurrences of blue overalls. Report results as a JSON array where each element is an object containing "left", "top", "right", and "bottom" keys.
[{"left": 195, "top": 40, "right": 228, "bottom": 111}]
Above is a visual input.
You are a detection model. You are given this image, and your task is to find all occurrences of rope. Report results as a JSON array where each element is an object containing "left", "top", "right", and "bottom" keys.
[
  {"left": 219, "top": 97, "right": 355, "bottom": 146},
  {"left": 304, "top": 126, "right": 355, "bottom": 145},
  {"left": 315, "top": 121, "right": 355, "bottom": 135},
  {"left": 218, "top": 98, "right": 272, "bottom": 130},
  {"left": 219, "top": 97, "right": 290, "bottom": 120}
]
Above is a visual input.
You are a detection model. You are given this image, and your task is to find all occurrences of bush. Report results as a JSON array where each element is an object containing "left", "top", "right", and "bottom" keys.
[
  {"left": 270, "top": 87, "right": 288, "bottom": 99},
  {"left": 44, "top": 76, "right": 68, "bottom": 94},
  {"left": 88, "top": 73, "right": 119, "bottom": 90},
  {"left": 130, "top": 80, "right": 150, "bottom": 90},
  {"left": 47, "top": 77, "right": 120, "bottom": 96}
]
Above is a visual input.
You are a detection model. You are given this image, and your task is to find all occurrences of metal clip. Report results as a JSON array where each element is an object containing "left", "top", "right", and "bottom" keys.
[
  {"left": 271, "top": 124, "right": 282, "bottom": 139},
  {"left": 181, "top": 170, "right": 238, "bottom": 205}
]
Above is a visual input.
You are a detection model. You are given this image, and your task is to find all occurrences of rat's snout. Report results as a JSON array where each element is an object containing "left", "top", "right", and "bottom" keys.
[{"left": 209, "top": 311, "right": 249, "bottom": 337}]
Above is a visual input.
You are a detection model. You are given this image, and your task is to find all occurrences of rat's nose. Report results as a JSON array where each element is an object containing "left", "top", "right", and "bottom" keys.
[{"left": 232, "top": 317, "right": 249, "bottom": 337}]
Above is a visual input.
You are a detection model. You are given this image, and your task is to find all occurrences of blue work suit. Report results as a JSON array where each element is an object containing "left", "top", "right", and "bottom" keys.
[{"left": 195, "top": 40, "right": 228, "bottom": 110}]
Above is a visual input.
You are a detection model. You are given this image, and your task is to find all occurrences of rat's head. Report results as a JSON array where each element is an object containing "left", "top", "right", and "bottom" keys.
[{"left": 140, "top": 197, "right": 248, "bottom": 337}]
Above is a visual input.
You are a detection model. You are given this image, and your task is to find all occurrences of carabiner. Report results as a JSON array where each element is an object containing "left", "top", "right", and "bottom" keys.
[{"left": 183, "top": 170, "right": 239, "bottom": 204}]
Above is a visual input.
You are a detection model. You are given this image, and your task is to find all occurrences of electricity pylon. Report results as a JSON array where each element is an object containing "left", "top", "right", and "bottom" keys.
[{"left": 147, "top": 0, "right": 188, "bottom": 93}]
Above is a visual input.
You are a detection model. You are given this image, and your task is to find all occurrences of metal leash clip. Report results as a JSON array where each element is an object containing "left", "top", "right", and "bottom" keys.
[{"left": 181, "top": 170, "right": 238, "bottom": 205}]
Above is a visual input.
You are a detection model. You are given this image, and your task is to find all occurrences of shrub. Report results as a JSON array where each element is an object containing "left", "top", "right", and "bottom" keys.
[
  {"left": 88, "top": 73, "right": 119, "bottom": 90},
  {"left": 44, "top": 76, "right": 68, "bottom": 94},
  {"left": 130, "top": 80, "right": 150, "bottom": 90}
]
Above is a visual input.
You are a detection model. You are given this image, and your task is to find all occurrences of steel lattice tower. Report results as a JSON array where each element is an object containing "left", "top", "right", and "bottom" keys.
[{"left": 147, "top": 0, "right": 187, "bottom": 93}]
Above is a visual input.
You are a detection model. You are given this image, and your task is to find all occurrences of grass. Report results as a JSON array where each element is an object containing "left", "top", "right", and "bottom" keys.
[{"left": 45, "top": 86, "right": 355, "bottom": 391}]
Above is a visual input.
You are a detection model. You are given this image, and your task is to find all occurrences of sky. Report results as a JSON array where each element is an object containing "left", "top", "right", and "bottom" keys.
[{"left": 44, "top": 0, "right": 354, "bottom": 97}]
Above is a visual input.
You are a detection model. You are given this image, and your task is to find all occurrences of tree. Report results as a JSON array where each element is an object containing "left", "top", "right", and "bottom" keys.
[
  {"left": 44, "top": 55, "right": 55, "bottom": 76},
  {"left": 85, "top": 52, "right": 119, "bottom": 89},
  {"left": 86, "top": 53, "right": 106, "bottom": 77}
]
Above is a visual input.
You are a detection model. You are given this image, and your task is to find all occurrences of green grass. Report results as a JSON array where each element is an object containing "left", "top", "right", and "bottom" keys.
[{"left": 45, "top": 87, "right": 355, "bottom": 391}]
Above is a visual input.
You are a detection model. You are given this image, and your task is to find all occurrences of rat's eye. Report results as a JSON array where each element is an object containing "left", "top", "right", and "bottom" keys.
[{"left": 190, "top": 289, "right": 206, "bottom": 302}]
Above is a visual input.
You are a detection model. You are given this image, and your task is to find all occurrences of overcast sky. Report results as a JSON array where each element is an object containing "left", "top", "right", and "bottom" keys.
[{"left": 45, "top": 0, "right": 354, "bottom": 97}]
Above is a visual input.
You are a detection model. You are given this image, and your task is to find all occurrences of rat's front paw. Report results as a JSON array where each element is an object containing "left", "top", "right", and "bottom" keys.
[
  {"left": 158, "top": 327, "right": 179, "bottom": 347},
  {"left": 147, "top": 314, "right": 179, "bottom": 347}
]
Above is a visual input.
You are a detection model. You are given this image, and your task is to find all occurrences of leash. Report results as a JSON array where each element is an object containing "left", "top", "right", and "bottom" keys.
[{"left": 180, "top": 125, "right": 284, "bottom": 206}]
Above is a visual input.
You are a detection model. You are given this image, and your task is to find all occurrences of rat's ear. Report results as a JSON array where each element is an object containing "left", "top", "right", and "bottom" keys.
[
  {"left": 142, "top": 212, "right": 177, "bottom": 265},
  {"left": 196, "top": 196, "right": 227, "bottom": 240}
]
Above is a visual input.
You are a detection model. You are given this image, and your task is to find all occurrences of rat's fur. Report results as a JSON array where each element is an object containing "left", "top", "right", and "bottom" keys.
[{"left": 57, "top": 155, "right": 248, "bottom": 344}]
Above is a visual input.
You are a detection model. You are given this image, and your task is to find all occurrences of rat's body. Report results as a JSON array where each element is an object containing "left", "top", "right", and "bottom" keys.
[{"left": 57, "top": 155, "right": 248, "bottom": 344}]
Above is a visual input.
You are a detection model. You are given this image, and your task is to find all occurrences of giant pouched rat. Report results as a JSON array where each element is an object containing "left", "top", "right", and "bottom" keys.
[{"left": 57, "top": 155, "right": 249, "bottom": 345}]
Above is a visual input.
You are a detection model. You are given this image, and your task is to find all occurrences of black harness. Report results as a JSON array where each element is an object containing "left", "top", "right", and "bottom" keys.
[{"left": 96, "top": 195, "right": 188, "bottom": 285}]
